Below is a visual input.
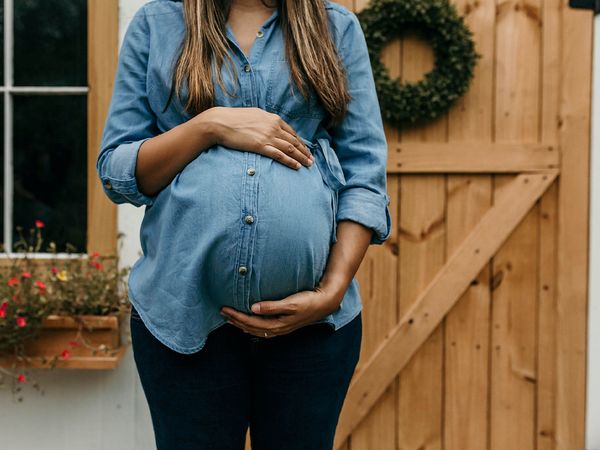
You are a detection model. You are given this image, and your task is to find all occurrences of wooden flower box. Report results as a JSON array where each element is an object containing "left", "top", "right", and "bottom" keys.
[{"left": 0, "top": 311, "right": 128, "bottom": 369}]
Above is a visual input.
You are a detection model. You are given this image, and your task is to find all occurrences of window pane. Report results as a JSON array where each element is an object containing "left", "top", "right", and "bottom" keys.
[
  {"left": 0, "top": 0, "right": 4, "bottom": 86},
  {"left": 0, "top": 99, "right": 4, "bottom": 250},
  {"left": 13, "top": 95, "right": 87, "bottom": 253},
  {"left": 14, "top": 0, "right": 86, "bottom": 86}
]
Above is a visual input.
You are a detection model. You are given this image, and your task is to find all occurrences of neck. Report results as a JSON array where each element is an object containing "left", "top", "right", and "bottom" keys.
[{"left": 230, "top": 0, "right": 277, "bottom": 13}]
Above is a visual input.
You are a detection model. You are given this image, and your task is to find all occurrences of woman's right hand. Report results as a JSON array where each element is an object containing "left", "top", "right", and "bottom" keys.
[{"left": 201, "top": 106, "right": 314, "bottom": 170}]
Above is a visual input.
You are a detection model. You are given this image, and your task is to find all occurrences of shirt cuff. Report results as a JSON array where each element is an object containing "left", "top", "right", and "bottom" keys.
[
  {"left": 98, "top": 137, "right": 157, "bottom": 207},
  {"left": 336, "top": 187, "right": 392, "bottom": 245}
]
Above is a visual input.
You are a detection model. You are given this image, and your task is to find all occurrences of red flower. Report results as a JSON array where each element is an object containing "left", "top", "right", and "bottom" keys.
[
  {"left": 60, "top": 349, "right": 71, "bottom": 360},
  {"left": 21, "top": 272, "right": 31, "bottom": 279},
  {"left": 51, "top": 266, "right": 59, "bottom": 274},
  {"left": 15, "top": 316, "right": 26, "bottom": 327},
  {"left": 88, "top": 261, "right": 103, "bottom": 270},
  {"left": 35, "top": 280, "right": 46, "bottom": 291},
  {"left": 17, "top": 374, "right": 26, "bottom": 384},
  {"left": 0, "top": 301, "right": 8, "bottom": 318},
  {"left": 68, "top": 340, "right": 79, "bottom": 347},
  {"left": 7, "top": 277, "right": 18, "bottom": 286},
  {"left": 35, "top": 219, "right": 45, "bottom": 228},
  {"left": 90, "top": 251, "right": 101, "bottom": 259}
]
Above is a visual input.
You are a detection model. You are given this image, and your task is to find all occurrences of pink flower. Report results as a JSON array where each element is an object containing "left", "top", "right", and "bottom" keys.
[
  {"left": 35, "top": 219, "right": 45, "bottom": 228},
  {"left": 51, "top": 266, "right": 59, "bottom": 274},
  {"left": 15, "top": 316, "right": 26, "bottom": 327},
  {"left": 89, "top": 251, "right": 101, "bottom": 259},
  {"left": 60, "top": 349, "right": 71, "bottom": 360},
  {"left": 21, "top": 272, "right": 31, "bottom": 279},
  {"left": 17, "top": 374, "right": 26, "bottom": 384},
  {"left": 68, "top": 340, "right": 79, "bottom": 347},
  {"left": 7, "top": 277, "right": 19, "bottom": 286}
]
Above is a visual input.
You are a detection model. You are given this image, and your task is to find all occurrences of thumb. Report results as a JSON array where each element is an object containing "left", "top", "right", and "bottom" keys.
[{"left": 251, "top": 300, "right": 286, "bottom": 315}]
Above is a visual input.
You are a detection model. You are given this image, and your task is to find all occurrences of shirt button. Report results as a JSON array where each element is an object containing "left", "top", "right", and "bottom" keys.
[
  {"left": 256, "top": 30, "right": 264, "bottom": 38},
  {"left": 244, "top": 215, "right": 254, "bottom": 224},
  {"left": 103, "top": 180, "right": 112, "bottom": 190},
  {"left": 246, "top": 167, "right": 256, "bottom": 176},
  {"left": 238, "top": 265, "right": 248, "bottom": 275},
  {"left": 244, "top": 64, "right": 251, "bottom": 72}
]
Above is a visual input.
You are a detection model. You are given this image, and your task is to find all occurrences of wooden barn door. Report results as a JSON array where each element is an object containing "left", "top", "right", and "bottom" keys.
[{"left": 332, "top": 1, "right": 594, "bottom": 449}]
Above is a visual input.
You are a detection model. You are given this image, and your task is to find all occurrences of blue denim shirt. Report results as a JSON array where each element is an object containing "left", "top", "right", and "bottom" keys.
[{"left": 96, "top": 0, "right": 392, "bottom": 353}]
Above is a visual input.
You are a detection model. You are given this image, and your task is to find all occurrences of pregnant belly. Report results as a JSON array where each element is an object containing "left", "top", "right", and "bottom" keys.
[{"left": 138, "top": 142, "right": 336, "bottom": 309}]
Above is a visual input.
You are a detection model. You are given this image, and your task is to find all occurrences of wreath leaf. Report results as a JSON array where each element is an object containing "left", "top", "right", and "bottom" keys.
[{"left": 357, "top": 0, "right": 482, "bottom": 127}]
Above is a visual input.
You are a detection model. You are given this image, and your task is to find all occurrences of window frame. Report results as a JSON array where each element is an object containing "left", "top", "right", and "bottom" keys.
[
  {"left": 0, "top": 0, "right": 120, "bottom": 260},
  {"left": 86, "top": 0, "right": 120, "bottom": 258}
]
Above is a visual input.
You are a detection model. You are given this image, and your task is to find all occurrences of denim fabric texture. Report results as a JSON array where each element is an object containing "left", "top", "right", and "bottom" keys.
[
  {"left": 96, "top": 0, "right": 392, "bottom": 354},
  {"left": 129, "top": 303, "right": 362, "bottom": 449}
]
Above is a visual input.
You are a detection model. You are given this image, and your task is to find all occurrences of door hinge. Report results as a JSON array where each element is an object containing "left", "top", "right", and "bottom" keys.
[{"left": 570, "top": 0, "right": 600, "bottom": 14}]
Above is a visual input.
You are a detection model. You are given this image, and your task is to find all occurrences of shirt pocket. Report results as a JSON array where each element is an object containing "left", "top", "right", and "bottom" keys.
[
  {"left": 265, "top": 51, "right": 325, "bottom": 121},
  {"left": 301, "top": 136, "right": 346, "bottom": 245}
]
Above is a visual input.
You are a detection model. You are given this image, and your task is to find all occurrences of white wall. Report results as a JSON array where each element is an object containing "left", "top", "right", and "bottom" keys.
[
  {"left": 587, "top": 12, "right": 600, "bottom": 450},
  {"left": 0, "top": 1, "right": 155, "bottom": 449}
]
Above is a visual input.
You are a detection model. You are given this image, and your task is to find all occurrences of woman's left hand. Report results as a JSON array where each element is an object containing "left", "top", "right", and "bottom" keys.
[{"left": 220, "top": 285, "right": 343, "bottom": 338}]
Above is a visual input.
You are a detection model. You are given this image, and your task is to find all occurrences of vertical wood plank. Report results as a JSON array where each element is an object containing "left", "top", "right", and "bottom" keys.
[
  {"left": 396, "top": 25, "right": 446, "bottom": 450},
  {"left": 87, "top": 0, "right": 119, "bottom": 256},
  {"left": 344, "top": 0, "right": 399, "bottom": 448},
  {"left": 555, "top": 2, "right": 593, "bottom": 449},
  {"left": 537, "top": 0, "right": 561, "bottom": 448},
  {"left": 444, "top": 0, "right": 495, "bottom": 448},
  {"left": 537, "top": 179, "right": 558, "bottom": 450},
  {"left": 491, "top": 1, "right": 542, "bottom": 449}
]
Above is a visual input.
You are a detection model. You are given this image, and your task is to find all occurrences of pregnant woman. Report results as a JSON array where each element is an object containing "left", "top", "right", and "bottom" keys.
[{"left": 96, "top": 0, "right": 391, "bottom": 448}]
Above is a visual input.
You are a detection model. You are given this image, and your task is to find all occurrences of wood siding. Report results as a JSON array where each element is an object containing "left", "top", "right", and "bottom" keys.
[{"left": 329, "top": 1, "right": 593, "bottom": 449}]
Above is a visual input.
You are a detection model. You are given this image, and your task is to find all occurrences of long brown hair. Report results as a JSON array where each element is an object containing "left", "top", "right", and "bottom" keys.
[{"left": 162, "top": 0, "right": 351, "bottom": 129}]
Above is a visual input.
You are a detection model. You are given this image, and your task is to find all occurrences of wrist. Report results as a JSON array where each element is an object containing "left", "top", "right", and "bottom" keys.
[
  {"left": 317, "top": 275, "right": 350, "bottom": 310},
  {"left": 191, "top": 106, "right": 222, "bottom": 147}
]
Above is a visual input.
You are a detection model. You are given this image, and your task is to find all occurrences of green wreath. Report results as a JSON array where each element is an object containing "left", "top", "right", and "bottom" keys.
[{"left": 357, "top": 0, "right": 481, "bottom": 126}]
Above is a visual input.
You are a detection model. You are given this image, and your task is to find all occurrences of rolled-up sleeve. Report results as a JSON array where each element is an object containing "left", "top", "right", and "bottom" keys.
[
  {"left": 330, "top": 12, "right": 392, "bottom": 245},
  {"left": 96, "top": 6, "right": 158, "bottom": 208}
]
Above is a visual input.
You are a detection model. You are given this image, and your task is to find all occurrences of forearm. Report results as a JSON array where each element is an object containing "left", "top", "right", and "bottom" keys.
[
  {"left": 318, "top": 219, "right": 373, "bottom": 308},
  {"left": 136, "top": 107, "right": 220, "bottom": 197}
]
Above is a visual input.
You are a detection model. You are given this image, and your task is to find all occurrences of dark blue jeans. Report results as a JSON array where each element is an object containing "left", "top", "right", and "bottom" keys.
[{"left": 129, "top": 304, "right": 362, "bottom": 450}]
